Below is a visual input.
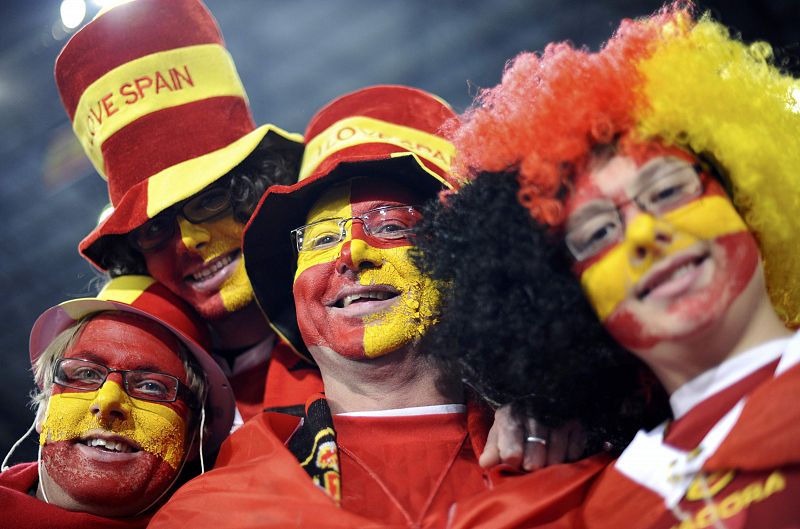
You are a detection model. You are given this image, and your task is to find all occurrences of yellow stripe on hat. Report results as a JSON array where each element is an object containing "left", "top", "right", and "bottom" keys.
[
  {"left": 58, "top": 275, "right": 156, "bottom": 321},
  {"left": 300, "top": 116, "right": 455, "bottom": 181},
  {"left": 97, "top": 275, "right": 156, "bottom": 304},
  {"left": 145, "top": 124, "right": 302, "bottom": 218},
  {"left": 72, "top": 44, "right": 248, "bottom": 179}
]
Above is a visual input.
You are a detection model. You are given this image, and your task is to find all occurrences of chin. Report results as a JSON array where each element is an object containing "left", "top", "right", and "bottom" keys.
[{"left": 42, "top": 441, "right": 179, "bottom": 517}]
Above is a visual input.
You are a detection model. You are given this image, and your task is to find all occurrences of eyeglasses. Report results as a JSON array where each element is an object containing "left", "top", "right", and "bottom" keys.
[
  {"left": 128, "top": 185, "right": 233, "bottom": 252},
  {"left": 54, "top": 358, "right": 198, "bottom": 408},
  {"left": 291, "top": 205, "right": 422, "bottom": 253},
  {"left": 565, "top": 159, "right": 704, "bottom": 262}
]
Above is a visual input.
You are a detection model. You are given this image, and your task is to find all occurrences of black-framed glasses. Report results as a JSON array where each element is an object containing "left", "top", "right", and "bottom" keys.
[
  {"left": 128, "top": 185, "right": 233, "bottom": 252},
  {"left": 54, "top": 358, "right": 198, "bottom": 408},
  {"left": 290, "top": 205, "right": 422, "bottom": 253},
  {"left": 565, "top": 158, "right": 705, "bottom": 262}
]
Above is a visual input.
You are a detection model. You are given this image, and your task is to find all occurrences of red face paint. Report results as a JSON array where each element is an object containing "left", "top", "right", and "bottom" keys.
[
  {"left": 41, "top": 312, "right": 192, "bottom": 517},
  {"left": 604, "top": 231, "right": 760, "bottom": 350}
]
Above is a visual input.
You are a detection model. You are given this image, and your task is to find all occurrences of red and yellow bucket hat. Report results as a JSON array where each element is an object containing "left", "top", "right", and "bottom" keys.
[
  {"left": 54, "top": 0, "right": 303, "bottom": 270},
  {"left": 30, "top": 275, "right": 235, "bottom": 452},
  {"left": 242, "top": 85, "right": 457, "bottom": 358}
]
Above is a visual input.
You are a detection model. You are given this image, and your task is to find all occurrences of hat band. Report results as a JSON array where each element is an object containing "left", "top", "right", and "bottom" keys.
[
  {"left": 300, "top": 115, "right": 455, "bottom": 181},
  {"left": 145, "top": 124, "right": 303, "bottom": 218},
  {"left": 72, "top": 43, "right": 247, "bottom": 179}
]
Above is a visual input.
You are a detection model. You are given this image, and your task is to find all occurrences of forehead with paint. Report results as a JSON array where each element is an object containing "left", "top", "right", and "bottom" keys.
[
  {"left": 38, "top": 312, "right": 194, "bottom": 517},
  {"left": 564, "top": 144, "right": 760, "bottom": 358},
  {"left": 292, "top": 176, "right": 439, "bottom": 361}
]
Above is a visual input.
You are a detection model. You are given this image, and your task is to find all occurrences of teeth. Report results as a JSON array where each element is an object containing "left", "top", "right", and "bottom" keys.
[
  {"left": 85, "top": 437, "right": 133, "bottom": 453},
  {"left": 669, "top": 263, "right": 694, "bottom": 281},
  {"left": 192, "top": 254, "right": 233, "bottom": 282},
  {"left": 341, "top": 291, "right": 394, "bottom": 308}
]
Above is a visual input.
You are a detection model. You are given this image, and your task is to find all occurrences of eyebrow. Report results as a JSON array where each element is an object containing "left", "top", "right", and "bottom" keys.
[
  {"left": 66, "top": 352, "right": 171, "bottom": 374},
  {"left": 629, "top": 157, "right": 690, "bottom": 194},
  {"left": 567, "top": 200, "right": 617, "bottom": 230}
]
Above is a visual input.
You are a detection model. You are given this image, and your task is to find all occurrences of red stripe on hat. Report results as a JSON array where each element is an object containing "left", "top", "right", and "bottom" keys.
[
  {"left": 132, "top": 281, "right": 212, "bottom": 350},
  {"left": 55, "top": 0, "right": 223, "bottom": 120},
  {"left": 304, "top": 85, "right": 454, "bottom": 141},
  {"left": 103, "top": 96, "right": 255, "bottom": 205}
]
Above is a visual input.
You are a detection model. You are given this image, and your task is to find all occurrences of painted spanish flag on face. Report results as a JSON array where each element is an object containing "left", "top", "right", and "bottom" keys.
[
  {"left": 30, "top": 274, "right": 236, "bottom": 457},
  {"left": 578, "top": 179, "right": 750, "bottom": 322},
  {"left": 41, "top": 381, "right": 188, "bottom": 469},
  {"left": 54, "top": 0, "right": 302, "bottom": 271},
  {"left": 292, "top": 181, "right": 439, "bottom": 359}
]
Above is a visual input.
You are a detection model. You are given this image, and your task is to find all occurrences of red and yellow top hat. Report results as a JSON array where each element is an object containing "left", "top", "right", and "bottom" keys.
[
  {"left": 242, "top": 84, "right": 457, "bottom": 358},
  {"left": 54, "top": 0, "right": 303, "bottom": 270},
  {"left": 30, "top": 275, "right": 235, "bottom": 453}
]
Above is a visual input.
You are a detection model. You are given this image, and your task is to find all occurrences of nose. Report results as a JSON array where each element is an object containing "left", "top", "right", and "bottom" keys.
[
  {"left": 624, "top": 213, "right": 674, "bottom": 261},
  {"left": 178, "top": 216, "right": 211, "bottom": 251},
  {"left": 335, "top": 239, "right": 384, "bottom": 275},
  {"left": 89, "top": 379, "right": 131, "bottom": 423}
]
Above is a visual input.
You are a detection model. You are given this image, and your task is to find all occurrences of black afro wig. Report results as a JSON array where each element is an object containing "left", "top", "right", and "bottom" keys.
[{"left": 412, "top": 171, "right": 669, "bottom": 453}]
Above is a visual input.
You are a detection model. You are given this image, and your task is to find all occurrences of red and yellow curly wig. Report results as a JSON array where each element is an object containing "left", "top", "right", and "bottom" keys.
[{"left": 448, "top": 2, "right": 800, "bottom": 327}]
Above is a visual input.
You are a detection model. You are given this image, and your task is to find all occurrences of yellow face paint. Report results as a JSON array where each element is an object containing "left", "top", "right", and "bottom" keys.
[
  {"left": 295, "top": 185, "right": 353, "bottom": 280},
  {"left": 40, "top": 381, "right": 187, "bottom": 469},
  {"left": 179, "top": 215, "right": 253, "bottom": 314},
  {"left": 580, "top": 195, "right": 748, "bottom": 320},
  {"left": 361, "top": 245, "right": 439, "bottom": 357}
]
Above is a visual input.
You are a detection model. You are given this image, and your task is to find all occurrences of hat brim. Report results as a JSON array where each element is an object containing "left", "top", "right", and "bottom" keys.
[
  {"left": 243, "top": 152, "right": 450, "bottom": 361},
  {"left": 80, "top": 124, "right": 303, "bottom": 271},
  {"left": 30, "top": 298, "right": 234, "bottom": 453}
]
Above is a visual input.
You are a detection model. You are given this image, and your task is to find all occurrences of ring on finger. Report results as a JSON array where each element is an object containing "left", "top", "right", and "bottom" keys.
[{"left": 525, "top": 435, "right": 547, "bottom": 446}]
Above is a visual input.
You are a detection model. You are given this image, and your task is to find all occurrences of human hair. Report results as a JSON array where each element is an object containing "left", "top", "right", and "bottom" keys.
[
  {"left": 446, "top": 2, "right": 800, "bottom": 326},
  {"left": 412, "top": 172, "right": 670, "bottom": 453},
  {"left": 100, "top": 140, "right": 301, "bottom": 277},
  {"left": 30, "top": 311, "right": 207, "bottom": 427}
]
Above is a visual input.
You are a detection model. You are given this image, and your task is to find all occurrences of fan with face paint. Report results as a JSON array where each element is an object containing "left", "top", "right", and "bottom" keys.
[
  {"left": 293, "top": 178, "right": 439, "bottom": 361},
  {"left": 1, "top": 275, "right": 236, "bottom": 524},
  {"left": 416, "top": 4, "right": 800, "bottom": 528}
]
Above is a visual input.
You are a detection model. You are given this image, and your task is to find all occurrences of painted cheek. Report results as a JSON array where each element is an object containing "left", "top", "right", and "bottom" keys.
[
  {"left": 41, "top": 382, "right": 188, "bottom": 469},
  {"left": 294, "top": 259, "right": 368, "bottom": 358},
  {"left": 360, "top": 245, "right": 439, "bottom": 358},
  {"left": 194, "top": 217, "right": 252, "bottom": 314},
  {"left": 604, "top": 231, "right": 759, "bottom": 351}
]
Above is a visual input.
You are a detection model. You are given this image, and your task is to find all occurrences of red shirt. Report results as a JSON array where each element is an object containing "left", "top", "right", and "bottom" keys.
[
  {"left": 581, "top": 334, "right": 800, "bottom": 529},
  {"left": 334, "top": 408, "right": 491, "bottom": 526}
]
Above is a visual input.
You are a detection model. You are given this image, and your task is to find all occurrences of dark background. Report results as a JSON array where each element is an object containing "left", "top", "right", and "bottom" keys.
[{"left": 1, "top": 0, "right": 797, "bottom": 464}]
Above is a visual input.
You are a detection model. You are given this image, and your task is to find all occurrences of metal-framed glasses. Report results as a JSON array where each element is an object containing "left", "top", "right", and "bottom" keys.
[
  {"left": 128, "top": 185, "right": 233, "bottom": 252},
  {"left": 291, "top": 205, "right": 422, "bottom": 253},
  {"left": 54, "top": 357, "right": 197, "bottom": 408},
  {"left": 565, "top": 159, "right": 704, "bottom": 262}
]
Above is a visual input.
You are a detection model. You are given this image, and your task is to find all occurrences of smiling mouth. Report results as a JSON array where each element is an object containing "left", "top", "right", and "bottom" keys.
[
  {"left": 77, "top": 435, "right": 140, "bottom": 454},
  {"left": 335, "top": 291, "right": 399, "bottom": 308},
  {"left": 187, "top": 251, "right": 238, "bottom": 284},
  {"left": 636, "top": 252, "right": 710, "bottom": 300}
]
